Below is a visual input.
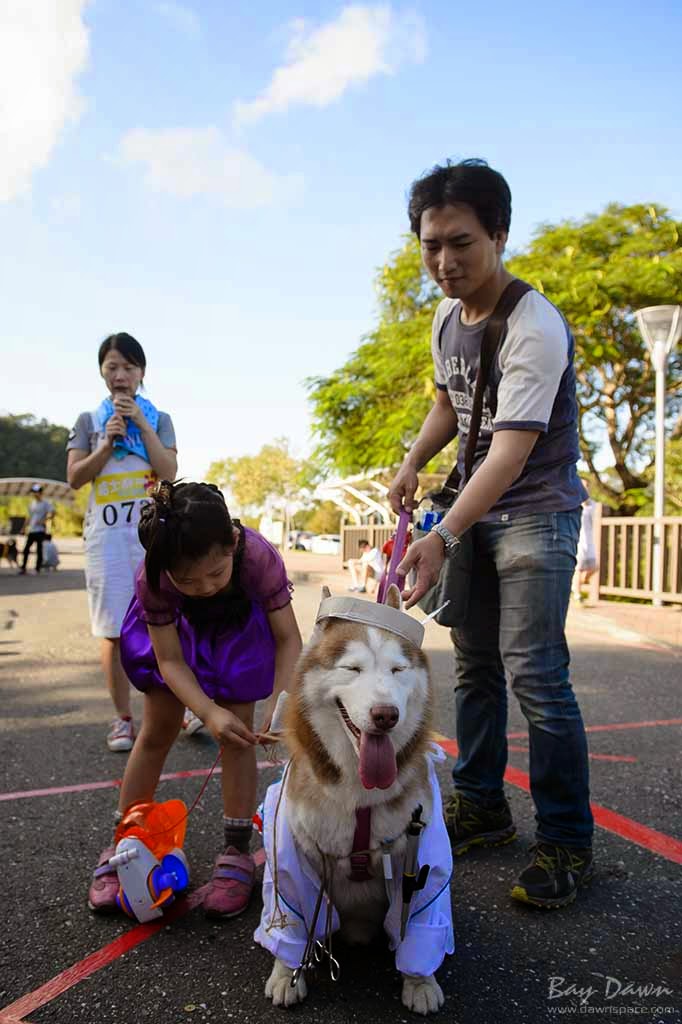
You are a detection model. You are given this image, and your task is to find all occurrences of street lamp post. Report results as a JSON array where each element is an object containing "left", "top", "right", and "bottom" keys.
[{"left": 634, "top": 305, "right": 682, "bottom": 606}]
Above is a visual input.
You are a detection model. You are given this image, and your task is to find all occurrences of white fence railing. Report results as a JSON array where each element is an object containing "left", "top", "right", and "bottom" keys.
[
  {"left": 341, "top": 507, "right": 682, "bottom": 605},
  {"left": 588, "top": 506, "right": 681, "bottom": 604}
]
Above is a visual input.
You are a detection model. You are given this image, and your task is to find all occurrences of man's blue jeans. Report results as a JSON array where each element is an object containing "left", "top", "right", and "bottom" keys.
[{"left": 450, "top": 509, "right": 594, "bottom": 848}]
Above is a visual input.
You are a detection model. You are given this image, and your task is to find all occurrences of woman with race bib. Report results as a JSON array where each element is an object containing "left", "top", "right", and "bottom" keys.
[{"left": 67, "top": 333, "right": 178, "bottom": 752}]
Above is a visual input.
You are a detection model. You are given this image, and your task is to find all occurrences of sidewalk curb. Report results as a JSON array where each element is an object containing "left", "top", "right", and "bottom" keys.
[{"left": 569, "top": 607, "right": 680, "bottom": 655}]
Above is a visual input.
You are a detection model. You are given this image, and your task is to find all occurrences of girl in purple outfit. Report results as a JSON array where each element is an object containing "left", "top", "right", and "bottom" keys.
[{"left": 87, "top": 481, "right": 302, "bottom": 919}]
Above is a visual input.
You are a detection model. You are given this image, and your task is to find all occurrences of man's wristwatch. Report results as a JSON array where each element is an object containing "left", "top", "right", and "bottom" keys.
[{"left": 432, "top": 523, "right": 461, "bottom": 556}]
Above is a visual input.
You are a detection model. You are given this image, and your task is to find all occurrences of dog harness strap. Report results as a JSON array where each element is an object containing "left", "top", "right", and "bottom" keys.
[{"left": 349, "top": 807, "right": 373, "bottom": 882}]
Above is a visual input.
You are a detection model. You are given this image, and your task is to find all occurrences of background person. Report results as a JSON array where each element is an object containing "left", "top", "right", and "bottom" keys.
[
  {"left": 390, "top": 158, "right": 593, "bottom": 909},
  {"left": 67, "top": 333, "right": 177, "bottom": 752},
  {"left": 18, "top": 484, "right": 54, "bottom": 574},
  {"left": 42, "top": 533, "right": 60, "bottom": 571},
  {"left": 347, "top": 538, "right": 384, "bottom": 592},
  {"left": 572, "top": 495, "right": 598, "bottom": 603}
]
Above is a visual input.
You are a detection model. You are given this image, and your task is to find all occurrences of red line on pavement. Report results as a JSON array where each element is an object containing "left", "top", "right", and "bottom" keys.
[
  {"left": 506, "top": 718, "right": 682, "bottom": 740},
  {"left": 0, "top": 848, "right": 267, "bottom": 1021},
  {"left": 0, "top": 887, "right": 206, "bottom": 1020},
  {"left": 435, "top": 738, "right": 682, "bottom": 865},
  {"left": 0, "top": 761, "right": 281, "bottom": 803},
  {"left": 4, "top": 727, "right": 682, "bottom": 1021}
]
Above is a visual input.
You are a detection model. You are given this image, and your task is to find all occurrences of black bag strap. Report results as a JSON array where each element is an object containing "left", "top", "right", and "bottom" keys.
[
  {"left": 462, "top": 278, "right": 532, "bottom": 482},
  {"left": 426, "top": 279, "right": 532, "bottom": 505}
]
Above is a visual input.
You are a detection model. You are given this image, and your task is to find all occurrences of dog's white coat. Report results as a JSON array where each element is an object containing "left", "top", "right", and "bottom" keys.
[{"left": 255, "top": 612, "right": 454, "bottom": 1015}]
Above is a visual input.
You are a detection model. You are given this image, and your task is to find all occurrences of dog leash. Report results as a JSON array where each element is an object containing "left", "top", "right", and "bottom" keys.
[
  {"left": 115, "top": 746, "right": 224, "bottom": 844},
  {"left": 377, "top": 507, "right": 411, "bottom": 602}
]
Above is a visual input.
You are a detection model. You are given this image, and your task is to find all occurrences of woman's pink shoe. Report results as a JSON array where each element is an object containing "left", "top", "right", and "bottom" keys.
[
  {"left": 203, "top": 847, "right": 256, "bottom": 919},
  {"left": 87, "top": 846, "right": 120, "bottom": 913}
]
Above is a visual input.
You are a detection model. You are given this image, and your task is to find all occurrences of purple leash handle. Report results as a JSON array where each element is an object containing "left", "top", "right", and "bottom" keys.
[{"left": 378, "top": 507, "right": 411, "bottom": 603}]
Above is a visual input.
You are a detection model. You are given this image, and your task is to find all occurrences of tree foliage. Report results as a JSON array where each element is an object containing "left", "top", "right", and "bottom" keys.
[
  {"left": 206, "top": 437, "right": 305, "bottom": 516},
  {"left": 306, "top": 238, "right": 441, "bottom": 474},
  {"left": 0, "top": 414, "right": 69, "bottom": 480},
  {"left": 307, "top": 204, "right": 682, "bottom": 514},
  {"left": 508, "top": 203, "right": 682, "bottom": 511},
  {"left": 297, "top": 500, "right": 342, "bottom": 534}
]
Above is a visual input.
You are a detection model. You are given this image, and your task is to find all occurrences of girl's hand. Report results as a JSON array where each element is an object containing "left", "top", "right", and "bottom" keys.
[
  {"left": 205, "top": 707, "right": 258, "bottom": 749},
  {"left": 257, "top": 693, "right": 279, "bottom": 738},
  {"left": 104, "top": 414, "right": 127, "bottom": 445},
  {"left": 397, "top": 533, "right": 445, "bottom": 609},
  {"left": 112, "top": 394, "right": 145, "bottom": 427}
]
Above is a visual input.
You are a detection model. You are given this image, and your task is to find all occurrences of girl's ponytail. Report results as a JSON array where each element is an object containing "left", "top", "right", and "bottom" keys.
[{"left": 139, "top": 480, "right": 176, "bottom": 593}]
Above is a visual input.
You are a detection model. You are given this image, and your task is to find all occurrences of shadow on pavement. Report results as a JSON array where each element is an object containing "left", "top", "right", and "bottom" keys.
[{"left": 0, "top": 567, "right": 86, "bottom": 597}]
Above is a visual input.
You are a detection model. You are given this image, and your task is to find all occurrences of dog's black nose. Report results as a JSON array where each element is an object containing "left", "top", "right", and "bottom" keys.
[{"left": 370, "top": 704, "right": 399, "bottom": 732}]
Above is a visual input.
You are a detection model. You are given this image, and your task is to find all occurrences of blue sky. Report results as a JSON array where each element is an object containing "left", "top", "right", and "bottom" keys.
[{"left": 1, "top": 0, "right": 681, "bottom": 481}]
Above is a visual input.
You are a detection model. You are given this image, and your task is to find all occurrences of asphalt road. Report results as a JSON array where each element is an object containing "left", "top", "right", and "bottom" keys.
[{"left": 0, "top": 552, "right": 680, "bottom": 1024}]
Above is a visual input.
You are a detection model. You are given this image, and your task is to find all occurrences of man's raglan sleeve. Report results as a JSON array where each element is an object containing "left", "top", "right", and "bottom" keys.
[
  {"left": 494, "top": 292, "right": 569, "bottom": 433},
  {"left": 430, "top": 299, "right": 456, "bottom": 391}
]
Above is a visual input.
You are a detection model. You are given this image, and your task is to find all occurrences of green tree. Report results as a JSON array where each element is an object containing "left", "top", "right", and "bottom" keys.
[
  {"left": 206, "top": 437, "right": 305, "bottom": 518},
  {"left": 0, "top": 414, "right": 69, "bottom": 479},
  {"left": 297, "top": 501, "right": 342, "bottom": 534},
  {"left": 307, "top": 237, "right": 441, "bottom": 475},
  {"left": 307, "top": 204, "right": 682, "bottom": 514},
  {"left": 508, "top": 203, "right": 682, "bottom": 512}
]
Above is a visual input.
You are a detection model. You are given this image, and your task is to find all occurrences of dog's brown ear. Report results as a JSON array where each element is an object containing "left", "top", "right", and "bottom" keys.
[
  {"left": 386, "top": 583, "right": 402, "bottom": 610},
  {"left": 321, "top": 585, "right": 332, "bottom": 599}
]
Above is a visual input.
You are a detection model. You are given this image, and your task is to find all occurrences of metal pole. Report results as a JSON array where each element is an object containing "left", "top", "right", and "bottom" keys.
[{"left": 652, "top": 340, "right": 667, "bottom": 607}]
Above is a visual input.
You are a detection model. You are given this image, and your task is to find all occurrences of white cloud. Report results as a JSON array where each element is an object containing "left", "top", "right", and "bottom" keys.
[
  {"left": 155, "top": 1, "right": 201, "bottom": 38},
  {"left": 234, "top": 4, "right": 427, "bottom": 125},
  {"left": 119, "top": 126, "right": 303, "bottom": 208},
  {"left": 0, "top": 1, "right": 90, "bottom": 202}
]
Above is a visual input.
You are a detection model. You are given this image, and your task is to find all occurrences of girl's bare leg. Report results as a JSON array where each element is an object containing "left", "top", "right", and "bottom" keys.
[
  {"left": 216, "top": 700, "right": 257, "bottom": 818},
  {"left": 101, "top": 637, "right": 131, "bottom": 718},
  {"left": 117, "top": 688, "right": 185, "bottom": 813}
]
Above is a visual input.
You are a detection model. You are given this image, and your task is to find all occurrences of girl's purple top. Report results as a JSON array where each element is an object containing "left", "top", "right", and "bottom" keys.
[{"left": 134, "top": 526, "right": 293, "bottom": 626}]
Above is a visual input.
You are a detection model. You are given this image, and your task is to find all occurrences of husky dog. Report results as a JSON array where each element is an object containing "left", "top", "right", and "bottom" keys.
[{"left": 255, "top": 586, "right": 454, "bottom": 1015}]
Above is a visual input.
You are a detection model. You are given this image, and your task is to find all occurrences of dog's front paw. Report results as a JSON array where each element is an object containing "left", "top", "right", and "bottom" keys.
[
  {"left": 401, "top": 973, "right": 444, "bottom": 1015},
  {"left": 265, "top": 959, "right": 308, "bottom": 1007}
]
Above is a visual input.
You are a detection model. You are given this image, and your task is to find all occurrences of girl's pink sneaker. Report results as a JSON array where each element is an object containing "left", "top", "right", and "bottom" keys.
[
  {"left": 203, "top": 847, "right": 255, "bottom": 919},
  {"left": 87, "top": 846, "right": 120, "bottom": 912}
]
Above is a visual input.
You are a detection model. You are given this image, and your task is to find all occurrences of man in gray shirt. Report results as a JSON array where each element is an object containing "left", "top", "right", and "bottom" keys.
[
  {"left": 19, "top": 484, "right": 54, "bottom": 574},
  {"left": 389, "top": 159, "right": 593, "bottom": 909}
]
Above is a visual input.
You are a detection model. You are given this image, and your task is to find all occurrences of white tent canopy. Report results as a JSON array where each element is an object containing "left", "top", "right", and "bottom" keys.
[{"left": 0, "top": 477, "right": 75, "bottom": 504}]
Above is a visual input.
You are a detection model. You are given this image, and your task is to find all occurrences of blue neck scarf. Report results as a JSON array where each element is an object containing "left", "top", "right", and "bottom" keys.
[{"left": 95, "top": 395, "right": 159, "bottom": 462}]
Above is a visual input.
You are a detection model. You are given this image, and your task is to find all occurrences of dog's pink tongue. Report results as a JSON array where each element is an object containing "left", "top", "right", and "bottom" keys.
[{"left": 359, "top": 732, "right": 397, "bottom": 790}]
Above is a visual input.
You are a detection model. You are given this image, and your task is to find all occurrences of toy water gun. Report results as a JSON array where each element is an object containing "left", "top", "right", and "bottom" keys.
[{"left": 109, "top": 799, "right": 190, "bottom": 922}]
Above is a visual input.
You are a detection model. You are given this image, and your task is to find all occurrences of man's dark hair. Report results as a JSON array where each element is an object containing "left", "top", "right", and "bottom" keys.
[
  {"left": 408, "top": 158, "right": 512, "bottom": 238},
  {"left": 358, "top": 539, "right": 370, "bottom": 549}
]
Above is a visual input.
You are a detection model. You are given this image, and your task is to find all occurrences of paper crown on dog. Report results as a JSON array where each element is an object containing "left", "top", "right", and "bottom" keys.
[{"left": 315, "top": 595, "right": 425, "bottom": 649}]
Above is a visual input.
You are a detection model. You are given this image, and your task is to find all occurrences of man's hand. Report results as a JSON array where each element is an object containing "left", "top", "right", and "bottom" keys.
[
  {"left": 205, "top": 707, "right": 258, "bottom": 749},
  {"left": 388, "top": 462, "right": 420, "bottom": 515},
  {"left": 397, "top": 532, "right": 445, "bottom": 609}
]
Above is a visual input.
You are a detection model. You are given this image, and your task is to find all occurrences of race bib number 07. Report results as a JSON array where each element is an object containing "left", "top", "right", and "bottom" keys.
[{"left": 94, "top": 470, "right": 156, "bottom": 527}]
